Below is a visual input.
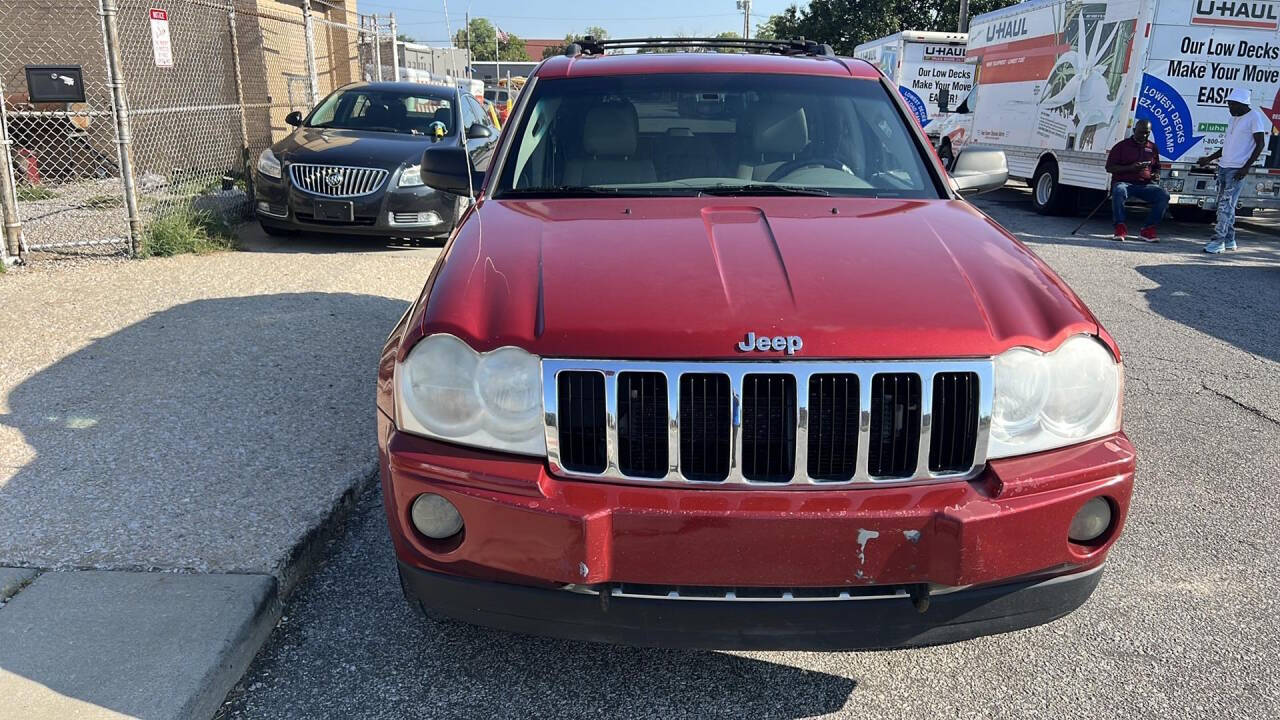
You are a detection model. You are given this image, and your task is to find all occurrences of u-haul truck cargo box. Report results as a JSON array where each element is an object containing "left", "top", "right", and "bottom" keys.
[
  {"left": 854, "top": 30, "right": 974, "bottom": 148},
  {"left": 961, "top": 0, "right": 1280, "bottom": 213}
]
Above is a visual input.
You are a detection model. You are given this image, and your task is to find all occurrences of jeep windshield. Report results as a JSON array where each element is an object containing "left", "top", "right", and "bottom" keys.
[
  {"left": 493, "top": 72, "right": 941, "bottom": 199},
  {"left": 306, "top": 88, "right": 457, "bottom": 137}
]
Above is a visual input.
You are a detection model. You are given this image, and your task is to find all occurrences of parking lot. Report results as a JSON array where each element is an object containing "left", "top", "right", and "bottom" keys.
[
  {"left": 1, "top": 185, "right": 1277, "bottom": 719},
  {"left": 188, "top": 186, "right": 1277, "bottom": 719}
]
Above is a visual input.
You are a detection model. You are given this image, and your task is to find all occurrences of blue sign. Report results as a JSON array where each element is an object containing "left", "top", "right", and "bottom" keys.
[
  {"left": 1136, "top": 73, "right": 1204, "bottom": 161},
  {"left": 898, "top": 86, "right": 930, "bottom": 127}
]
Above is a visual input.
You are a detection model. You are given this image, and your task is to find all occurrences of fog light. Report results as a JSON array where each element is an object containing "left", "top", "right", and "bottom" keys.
[
  {"left": 410, "top": 493, "right": 464, "bottom": 539},
  {"left": 256, "top": 201, "right": 270, "bottom": 213},
  {"left": 1068, "top": 497, "right": 1112, "bottom": 543}
]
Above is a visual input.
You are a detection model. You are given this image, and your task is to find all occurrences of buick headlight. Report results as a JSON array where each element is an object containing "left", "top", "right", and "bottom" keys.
[
  {"left": 257, "top": 148, "right": 281, "bottom": 179},
  {"left": 398, "top": 164, "right": 424, "bottom": 187},
  {"left": 395, "top": 334, "right": 545, "bottom": 455},
  {"left": 988, "top": 335, "right": 1121, "bottom": 459}
]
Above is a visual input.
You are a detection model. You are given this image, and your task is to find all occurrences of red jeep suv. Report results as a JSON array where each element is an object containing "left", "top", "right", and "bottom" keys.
[{"left": 376, "top": 38, "right": 1134, "bottom": 650}]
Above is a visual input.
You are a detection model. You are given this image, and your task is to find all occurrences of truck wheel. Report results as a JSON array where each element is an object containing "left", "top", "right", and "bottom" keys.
[
  {"left": 1031, "top": 163, "right": 1076, "bottom": 215},
  {"left": 938, "top": 141, "right": 955, "bottom": 171}
]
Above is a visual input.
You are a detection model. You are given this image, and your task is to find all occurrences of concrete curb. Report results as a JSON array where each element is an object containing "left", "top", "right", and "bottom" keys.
[{"left": 0, "top": 464, "right": 380, "bottom": 720}]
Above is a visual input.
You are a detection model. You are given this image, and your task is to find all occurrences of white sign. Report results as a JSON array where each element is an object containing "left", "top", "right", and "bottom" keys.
[{"left": 150, "top": 8, "right": 173, "bottom": 68}]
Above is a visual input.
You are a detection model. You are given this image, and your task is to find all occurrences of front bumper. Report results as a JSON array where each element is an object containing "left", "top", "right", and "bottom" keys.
[
  {"left": 254, "top": 169, "right": 460, "bottom": 238},
  {"left": 380, "top": 410, "right": 1134, "bottom": 647},
  {"left": 400, "top": 561, "right": 1104, "bottom": 650}
]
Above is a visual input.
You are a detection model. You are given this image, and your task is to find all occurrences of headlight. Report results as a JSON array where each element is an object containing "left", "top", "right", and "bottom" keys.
[
  {"left": 988, "top": 335, "right": 1121, "bottom": 459},
  {"left": 398, "top": 164, "right": 424, "bottom": 187},
  {"left": 257, "top": 148, "right": 281, "bottom": 179},
  {"left": 395, "top": 334, "right": 545, "bottom": 455}
]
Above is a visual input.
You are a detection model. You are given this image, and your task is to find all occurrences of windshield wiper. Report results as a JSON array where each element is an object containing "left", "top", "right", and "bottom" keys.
[
  {"left": 699, "top": 183, "right": 830, "bottom": 196},
  {"left": 499, "top": 186, "right": 656, "bottom": 198}
]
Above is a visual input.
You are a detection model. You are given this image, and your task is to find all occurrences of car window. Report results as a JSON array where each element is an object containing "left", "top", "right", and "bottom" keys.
[
  {"left": 494, "top": 73, "right": 940, "bottom": 199},
  {"left": 306, "top": 88, "right": 456, "bottom": 137}
]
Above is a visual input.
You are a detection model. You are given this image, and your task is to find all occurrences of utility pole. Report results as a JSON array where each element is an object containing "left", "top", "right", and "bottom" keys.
[
  {"left": 958, "top": 0, "right": 970, "bottom": 33},
  {"left": 465, "top": 11, "right": 471, "bottom": 79},
  {"left": 736, "top": 0, "right": 752, "bottom": 39}
]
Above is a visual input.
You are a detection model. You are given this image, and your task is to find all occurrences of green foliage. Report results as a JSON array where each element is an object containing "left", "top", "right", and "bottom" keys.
[
  {"left": 141, "top": 209, "right": 236, "bottom": 258},
  {"left": 757, "top": 0, "right": 1021, "bottom": 54},
  {"left": 453, "top": 18, "right": 530, "bottom": 61},
  {"left": 84, "top": 195, "right": 123, "bottom": 209},
  {"left": 16, "top": 185, "right": 56, "bottom": 201},
  {"left": 542, "top": 27, "right": 610, "bottom": 58}
]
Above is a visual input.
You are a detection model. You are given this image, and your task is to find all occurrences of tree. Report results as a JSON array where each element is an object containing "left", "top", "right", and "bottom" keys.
[
  {"left": 396, "top": 34, "right": 416, "bottom": 43},
  {"left": 542, "top": 27, "right": 610, "bottom": 58},
  {"left": 453, "top": 18, "right": 530, "bottom": 61},
  {"left": 757, "top": 1, "right": 1020, "bottom": 54}
]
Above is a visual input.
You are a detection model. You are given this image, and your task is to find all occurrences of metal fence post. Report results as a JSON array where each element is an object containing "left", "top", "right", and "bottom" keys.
[
  {"left": 0, "top": 72, "right": 24, "bottom": 262},
  {"left": 301, "top": 0, "right": 320, "bottom": 106},
  {"left": 99, "top": 0, "right": 142, "bottom": 256},
  {"left": 372, "top": 14, "right": 382, "bottom": 82},
  {"left": 227, "top": 6, "right": 250, "bottom": 186},
  {"left": 389, "top": 13, "right": 400, "bottom": 81}
]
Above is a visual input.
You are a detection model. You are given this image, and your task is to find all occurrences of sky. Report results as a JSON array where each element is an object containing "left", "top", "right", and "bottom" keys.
[{"left": 355, "top": 0, "right": 804, "bottom": 45}]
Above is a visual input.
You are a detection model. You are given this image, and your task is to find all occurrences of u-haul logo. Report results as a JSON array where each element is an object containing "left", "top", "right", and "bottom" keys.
[
  {"left": 985, "top": 17, "right": 1028, "bottom": 42},
  {"left": 1192, "top": 1, "right": 1280, "bottom": 30},
  {"left": 923, "top": 45, "right": 966, "bottom": 62}
]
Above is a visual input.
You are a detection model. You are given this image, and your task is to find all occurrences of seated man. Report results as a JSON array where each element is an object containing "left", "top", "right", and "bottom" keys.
[{"left": 1105, "top": 119, "right": 1168, "bottom": 242}]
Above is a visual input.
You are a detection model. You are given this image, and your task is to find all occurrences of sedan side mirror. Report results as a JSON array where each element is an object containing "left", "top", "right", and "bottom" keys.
[
  {"left": 466, "top": 123, "right": 492, "bottom": 140},
  {"left": 950, "top": 148, "right": 1008, "bottom": 196},
  {"left": 421, "top": 144, "right": 481, "bottom": 196},
  {"left": 285, "top": 111, "right": 303, "bottom": 127}
]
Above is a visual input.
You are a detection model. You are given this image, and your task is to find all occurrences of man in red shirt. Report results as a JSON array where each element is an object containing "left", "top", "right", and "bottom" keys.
[{"left": 1104, "top": 119, "right": 1167, "bottom": 242}]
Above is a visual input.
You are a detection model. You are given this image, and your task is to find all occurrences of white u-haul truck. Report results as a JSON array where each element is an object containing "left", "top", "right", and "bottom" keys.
[
  {"left": 853, "top": 31, "right": 974, "bottom": 166},
  {"left": 949, "top": 0, "right": 1280, "bottom": 215}
]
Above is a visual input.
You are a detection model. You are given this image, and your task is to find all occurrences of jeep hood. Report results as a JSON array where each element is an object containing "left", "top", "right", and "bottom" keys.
[{"left": 417, "top": 197, "right": 1098, "bottom": 359}]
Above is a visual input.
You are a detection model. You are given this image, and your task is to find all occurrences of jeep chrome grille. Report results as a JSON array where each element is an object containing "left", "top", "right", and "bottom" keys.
[
  {"left": 543, "top": 360, "right": 992, "bottom": 487},
  {"left": 288, "top": 163, "right": 387, "bottom": 198}
]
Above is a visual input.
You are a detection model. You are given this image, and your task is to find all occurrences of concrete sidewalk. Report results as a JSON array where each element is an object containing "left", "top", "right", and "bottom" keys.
[{"left": 0, "top": 228, "right": 440, "bottom": 718}]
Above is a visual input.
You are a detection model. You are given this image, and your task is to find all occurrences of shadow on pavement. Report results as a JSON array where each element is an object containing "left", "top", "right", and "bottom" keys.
[
  {"left": 0, "top": 292, "right": 407, "bottom": 575},
  {"left": 1138, "top": 263, "right": 1280, "bottom": 363},
  {"left": 220, "top": 488, "right": 857, "bottom": 719}
]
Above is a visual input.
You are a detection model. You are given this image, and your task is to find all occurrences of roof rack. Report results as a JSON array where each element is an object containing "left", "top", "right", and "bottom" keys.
[{"left": 564, "top": 36, "right": 836, "bottom": 58}]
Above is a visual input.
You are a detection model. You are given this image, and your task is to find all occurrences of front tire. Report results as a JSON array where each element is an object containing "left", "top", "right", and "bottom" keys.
[{"left": 1031, "top": 163, "right": 1076, "bottom": 215}]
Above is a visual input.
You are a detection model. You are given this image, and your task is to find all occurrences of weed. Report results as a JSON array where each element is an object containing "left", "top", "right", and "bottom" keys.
[
  {"left": 141, "top": 209, "right": 237, "bottom": 257},
  {"left": 16, "top": 185, "right": 56, "bottom": 201},
  {"left": 84, "top": 195, "right": 123, "bottom": 209}
]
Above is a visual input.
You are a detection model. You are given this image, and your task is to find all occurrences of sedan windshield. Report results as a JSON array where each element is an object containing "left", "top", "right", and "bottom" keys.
[
  {"left": 494, "top": 72, "right": 940, "bottom": 198},
  {"left": 307, "top": 88, "right": 457, "bottom": 137}
]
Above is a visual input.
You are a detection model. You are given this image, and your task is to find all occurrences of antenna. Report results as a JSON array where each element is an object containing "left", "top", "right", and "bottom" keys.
[{"left": 454, "top": 84, "right": 475, "bottom": 203}]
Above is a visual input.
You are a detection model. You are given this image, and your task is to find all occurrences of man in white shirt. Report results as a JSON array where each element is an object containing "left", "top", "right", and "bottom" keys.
[{"left": 1196, "top": 87, "right": 1271, "bottom": 253}]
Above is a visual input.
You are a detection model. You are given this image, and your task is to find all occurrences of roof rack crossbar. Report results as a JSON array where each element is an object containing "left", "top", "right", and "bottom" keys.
[{"left": 564, "top": 36, "right": 835, "bottom": 58}]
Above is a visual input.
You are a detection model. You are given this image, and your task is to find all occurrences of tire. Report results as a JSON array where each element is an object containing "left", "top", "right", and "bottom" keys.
[
  {"left": 1238, "top": 206, "right": 1255, "bottom": 217},
  {"left": 938, "top": 141, "right": 955, "bottom": 171},
  {"left": 1030, "top": 162, "right": 1077, "bottom": 215}
]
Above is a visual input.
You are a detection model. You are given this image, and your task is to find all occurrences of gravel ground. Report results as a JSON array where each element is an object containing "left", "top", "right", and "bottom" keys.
[
  {"left": 0, "top": 229, "right": 441, "bottom": 575},
  {"left": 220, "top": 189, "right": 1280, "bottom": 719}
]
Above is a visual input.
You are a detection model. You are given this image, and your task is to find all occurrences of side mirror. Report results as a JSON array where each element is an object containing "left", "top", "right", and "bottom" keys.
[
  {"left": 420, "top": 144, "right": 480, "bottom": 196},
  {"left": 949, "top": 147, "right": 1008, "bottom": 196},
  {"left": 466, "top": 123, "right": 492, "bottom": 139},
  {"left": 285, "top": 111, "right": 303, "bottom": 127}
]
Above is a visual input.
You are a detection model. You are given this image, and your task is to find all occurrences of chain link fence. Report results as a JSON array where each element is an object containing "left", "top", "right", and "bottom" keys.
[{"left": 0, "top": 0, "right": 393, "bottom": 262}]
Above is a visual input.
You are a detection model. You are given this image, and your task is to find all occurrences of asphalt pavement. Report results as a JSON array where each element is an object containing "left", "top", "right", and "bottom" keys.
[{"left": 219, "top": 187, "right": 1280, "bottom": 720}]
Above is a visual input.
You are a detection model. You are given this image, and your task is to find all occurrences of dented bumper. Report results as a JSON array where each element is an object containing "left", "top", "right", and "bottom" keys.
[{"left": 380, "top": 410, "right": 1133, "bottom": 646}]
